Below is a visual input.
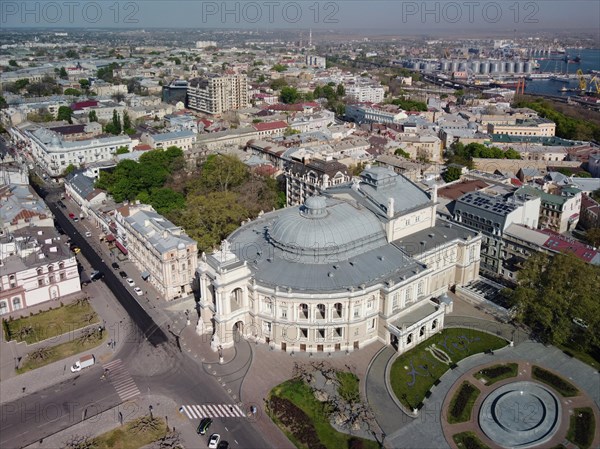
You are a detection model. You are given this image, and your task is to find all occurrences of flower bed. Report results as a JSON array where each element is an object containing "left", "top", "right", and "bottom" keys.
[
  {"left": 567, "top": 407, "right": 595, "bottom": 449},
  {"left": 532, "top": 366, "right": 579, "bottom": 397},
  {"left": 474, "top": 363, "right": 518, "bottom": 386},
  {"left": 448, "top": 381, "right": 480, "bottom": 424},
  {"left": 452, "top": 431, "right": 490, "bottom": 449}
]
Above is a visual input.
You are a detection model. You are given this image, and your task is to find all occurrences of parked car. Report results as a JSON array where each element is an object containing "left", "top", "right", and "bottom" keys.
[
  {"left": 126, "top": 278, "right": 135, "bottom": 287},
  {"left": 216, "top": 441, "right": 229, "bottom": 449},
  {"left": 133, "top": 287, "right": 143, "bottom": 296},
  {"left": 69, "top": 213, "right": 75, "bottom": 219},
  {"left": 112, "top": 262, "right": 120, "bottom": 269},
  {"left": 85, "top": 231, "right": 92, "bottom": 237},
  {"left": 208, "top": 434, "right": 220, "bottom": 449},
  {"left": 70, "top": 354, "right": 95, "bottom": 372},
  {"left": 119, "top": 271, "right": 128, "bottom": 278},
  {"left": 73, "top": 217, "right": 79, "bottom": 222},
  {"left": 71, "top": 247, "right": 80, "bottom": 254},
  {"left": 196, "top": 418, "right": 212, "bottom": 435}
]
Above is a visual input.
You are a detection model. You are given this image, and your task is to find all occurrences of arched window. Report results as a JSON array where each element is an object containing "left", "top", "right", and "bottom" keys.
[
  {"left": 419, "top": 325, "right": 425, "bottom": 337},
  {"left": 12, "top": 297, "right": 21, "bottom": 310},
  {"left": 432, "top": 319, "right": 438, "bottom": 330},
  {"left": 48, "top": 265, "right": 54, "bottom": 272},
  {"left": 0, "top": 301, "right": 7, "bottom": 315},
  {"left": 316, "top": 304, "right": 326, "bottom": 319},
  {"left": 230, "top": 288, "right": 243, "bottom": 305},
  {"left": 334, "top": 303, "right": 342, "bottom": 319},
  {"left": 59, "top": 262, "right": 65, "bottom": 270},
  {"left": 37, "top": 268, "right": 43, "bottom": 275},
  {"left": 406, "top": 333, "right": 413, "bottom": 345},
  {"left": 299, "top": 303, "right": 309, "bottom": 319}
]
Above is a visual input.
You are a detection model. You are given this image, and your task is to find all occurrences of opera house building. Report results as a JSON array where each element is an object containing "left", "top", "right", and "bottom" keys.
[{"left": 196, "top": 166, "right": 481, "bottom": 354}]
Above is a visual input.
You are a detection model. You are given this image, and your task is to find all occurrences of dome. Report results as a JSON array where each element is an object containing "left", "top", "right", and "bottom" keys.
[{"left": 267, "top": 197, "right": 386, "bottom": 262}]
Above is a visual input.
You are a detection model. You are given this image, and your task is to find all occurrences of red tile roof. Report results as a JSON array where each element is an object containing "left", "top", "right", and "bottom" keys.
[
  {"left": 539, "top": 229, "right": 599, "bottom": 263},
  {"left": 253, "top": 121, "right": 288, "bottom": 132},
  {"left": 70, "top": 100, "right": 99, "bottom": 111}
]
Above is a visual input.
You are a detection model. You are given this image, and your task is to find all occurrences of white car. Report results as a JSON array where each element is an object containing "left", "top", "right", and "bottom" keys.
[
  {"left": 208, "top": 434, "right": 220, "bottom": 449},
  {"left": 133, "top": 287, "right": 143, "bottom": 296},
  {"left": 126, "top": 278, "right": 135, "bottom": 287},
  {"left": 85, "top": 231, "right": 92, "bottom": 237}
]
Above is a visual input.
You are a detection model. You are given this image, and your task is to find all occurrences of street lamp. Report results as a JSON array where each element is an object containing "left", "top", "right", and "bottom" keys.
[{"left": 149, "top": 405, "right": 153, "bottom": 419}]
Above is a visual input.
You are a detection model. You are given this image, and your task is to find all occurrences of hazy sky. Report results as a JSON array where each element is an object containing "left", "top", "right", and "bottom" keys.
[{"left": 1, "top": 0, "right": 599, "bottom": 32}]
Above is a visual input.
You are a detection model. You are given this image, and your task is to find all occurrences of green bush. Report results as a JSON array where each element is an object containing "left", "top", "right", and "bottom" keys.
[
  {"left": 532, "top": 366, "right": 578, "bottom": 397},
  {"left": 567, "top": 407, "right": 595, "bottom": 449}
]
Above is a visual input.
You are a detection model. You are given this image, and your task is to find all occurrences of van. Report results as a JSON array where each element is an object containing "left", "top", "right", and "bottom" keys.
[{"left": 71, "top": 354, "right": 95, "bottom": 372}]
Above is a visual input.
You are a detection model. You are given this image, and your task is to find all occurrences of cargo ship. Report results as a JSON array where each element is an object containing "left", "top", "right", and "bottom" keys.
[{"left": 490, "top": 80, "right": 527, "bottom": 89}]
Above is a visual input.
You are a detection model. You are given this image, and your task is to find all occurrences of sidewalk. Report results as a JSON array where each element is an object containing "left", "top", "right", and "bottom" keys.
[
  {"left": 23, "top": 394, "right": 198, "bottom": 449},
  {"left": 0, "top": 274, "right": 130, "bottom": 404}
]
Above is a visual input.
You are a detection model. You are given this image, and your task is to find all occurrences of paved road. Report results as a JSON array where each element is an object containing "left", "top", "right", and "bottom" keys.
[
  {"left": 4, "top": 181, "right": 271, "bottom": 449},
  {"left": 0, "top": 364, "right": 121, "bottom": 448}
]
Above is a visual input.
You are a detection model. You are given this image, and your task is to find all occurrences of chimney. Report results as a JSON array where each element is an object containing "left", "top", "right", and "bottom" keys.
[{"left": 387, "top": 197, "right": 395, "bottom": 218}]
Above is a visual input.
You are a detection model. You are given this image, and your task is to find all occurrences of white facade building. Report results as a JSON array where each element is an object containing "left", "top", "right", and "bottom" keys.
[
  {"left": 197, "top": 167, "right": 481, "bottom": 354},
  {"left": 345, "top": 85, "right": 385, "bottom": 104}
]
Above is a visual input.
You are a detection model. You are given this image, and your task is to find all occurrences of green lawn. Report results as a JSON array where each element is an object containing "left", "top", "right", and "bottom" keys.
[
  {"left": 92, "top": 416, "right": 169, "bottom": 449},
  {"left": 474, "top": 363, "right": 518, "bottom": 386},
  {"left": 17, "top": 330, "right": 106, "bottom": 374},
  {"left": 3, "top": 299, "right": 99, "bottom": 344},
  {"left": 269, "top": 378, "right": 380, "bottom": 449},
  {"left": 531, "top": 366, "right": 579, "bottom": 397},
  {"left": 390, "top": 328, "right": 507, "bottom": 409},
  {"left": 447, "top": 381, "right": 480, "bottom": 424},
  {"left": 452, "top": 431, "right": 490, "bottom": 449},
  {"left": 566, "top": 407, "right": 595, "bottom": 449}
]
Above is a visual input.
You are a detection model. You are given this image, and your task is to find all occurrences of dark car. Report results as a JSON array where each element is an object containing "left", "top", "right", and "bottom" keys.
[
  {"left": 111, "top": 262, "right": 120, "bottom": 269},
  {"left": 217, "top": 441, "right": 229, "bottom": 449},
  {"left": 90, "top": 270, "right": 104, "bottom": 281},
  {"left": 196, "top": 418, "right": 212, "bottom": 435},
  {"left": 119, "top": 271, "right": 127, "bottom": 278}
]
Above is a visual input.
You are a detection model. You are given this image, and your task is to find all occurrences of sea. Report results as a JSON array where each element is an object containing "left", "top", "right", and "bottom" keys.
[{"left": 524, "top": 48, "right": 600, "bottom": 97}]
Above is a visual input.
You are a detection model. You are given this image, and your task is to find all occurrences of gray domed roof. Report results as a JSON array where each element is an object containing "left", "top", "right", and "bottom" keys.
[{"left": 267, "top": 196, "right": 386, "bottom": 262}]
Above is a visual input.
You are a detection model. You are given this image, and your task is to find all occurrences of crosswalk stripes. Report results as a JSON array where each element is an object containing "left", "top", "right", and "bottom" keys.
[
  {"left": 103, "top": 359, "right": 141, "bottom": 402},
  {"left": 180, "top": 404, "right": 247, "bottom": 420}
]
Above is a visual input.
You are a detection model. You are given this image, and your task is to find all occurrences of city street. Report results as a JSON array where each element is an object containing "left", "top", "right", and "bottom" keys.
[{"left": 0, "top": 180, "right": 272, "bottom": 449}]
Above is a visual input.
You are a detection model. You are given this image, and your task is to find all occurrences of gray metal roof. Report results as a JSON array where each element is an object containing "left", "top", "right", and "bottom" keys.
[
  {"left": 66, "top": 171, "right": 96, "bottom": 200},
  {"left": 393, "top": 301, "right": 439, "bottom": 329},
  {"left": 124, "top": 208, "right": 195, "bottom": 255},
  {"left": 228, "top": 200, "right": 426, "bottom": 294},
  {"left": 395, "top": 219, "right": 478, "bottom": 256}
]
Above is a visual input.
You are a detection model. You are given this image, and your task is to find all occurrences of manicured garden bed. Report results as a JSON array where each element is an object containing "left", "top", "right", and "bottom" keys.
[
  {"left": 473, "top": 363, "right": 518, "bottom": 385},
  {"left": 17, "top": 329, "right": 106, "bottom": 373},
  {"left": 90, "top": 416, "right": 168, "bottom": 449},
  {"left": 531, "top": 366, "right": 579, "bottom": 397},
  {"left": 269, "top": 378, "right": 379, "bottom": 449},
  {"left": 448, "top": 381, "right": 480, "bottom": 424},
  {"left": 452, "top": 431, "right": 490, "bottom": 449},
  {"left": 566, "top": 407, "right": 595, "bottom": 449},
  {"left": 3, "top": 298, "right": 99, "bottom": 344},
  {"left": 390, "top": 328, "right": 507, "bottom": 409}
]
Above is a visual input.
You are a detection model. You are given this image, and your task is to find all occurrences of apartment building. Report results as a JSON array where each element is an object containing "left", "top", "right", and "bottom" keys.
[
  {"left": 453, "top": 189, "right": 541, "bottom": 277},
  {"left": 345, "top": 85, "right": 385, "bottom": 104},
  {"left": 143, "top": 130, "right": 197, "bottom": 151},
  {"left": 515, "top": 185, "right": 582, "bottom": 233},
  {"left": 488, "top": 118, "right": 556, "bottom": 137},
  {"left": 187, "top": 74, "right": 248, "bottom": 115},
  {"left": 117, "top": 205, "right": 197, "bottom": 301},
  {"left": 0, "top": 226, "right": 80, "bottom": 315},
  {"left": 345, "top": 103, "right": 408, "bottom": 124},
  {"left": 285, "top": 158, "right": 351, "bottom": 206}
]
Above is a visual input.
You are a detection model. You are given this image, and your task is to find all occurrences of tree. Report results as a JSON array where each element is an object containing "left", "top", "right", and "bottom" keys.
[
  {"left": 88, "top": 110, "right": 98, "bottom": 122},
  {"left": 79, "top": 79, "right": 90, "bottom": 90},
  {"left": 280, "top": 86, "right": 300, "bottom": 104},
  {"left": 64, "top": 164, "right": 77, "bottom": 176},
  {"left": 122, "top": 111, "right": 133, "bottom": 133},
  {"left": 57, "top": 106, "right": 73, "bottom": 123},
  {"left": 504, "top": 148, "right": 522, "bottom": 160},
  {"left": 15, "top": 79, "right": 29, "bottom": 90},
  {"left": 105, "top": 109, "right": 122, "bottom": 135},
  {"left": 196, "top": 154, "right": 248, "bottom": 192},
  {"left": 395, "top": 148, "right": 411, "bottom": 159},
  {"left": 0, "top": 96, "right": 7, "bottom": 110},
  {"left": 270, "top": 78, "right": 288, "bottom": 91},
  {"left": 59, "top": 67, "right": 68, "bottom": 79},
  {"left": 65, "top": 49, "right": 79, "bottom": 59},
  {"left": 64, "top": 88, "right": 81, "bottom": 96},
  {"left": 507, "top": 252, "right": 600, "bottom": 349},
  {"left": 116, "top": 146, "right": 130, "bottom": 155},
  {"left": 271, "top": 63, "right": 287, "bottom": 72},
  {"left": 336, "top": 83, "right": 345, "bottom": 97},
  {"left": 585, "top": 228, "right": 600, "bottom": 247},
  {"left": 8, "top": 60, "right": 18, "bottom": 67},
  {"left": 592, "top": 189, "right": 600, "bottom": 203},
  {"left": 443, "top": 166, "right": 463, "bottom": 182}
]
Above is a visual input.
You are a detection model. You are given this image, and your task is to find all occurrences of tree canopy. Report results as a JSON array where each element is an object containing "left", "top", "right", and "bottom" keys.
[
  {"left": 280, "top": 86, "right": 300, "bottom": 104},
  {"left": 442, "top": 166, "right": 462, "bottom": 182},
  {"left": 506, "top": 252, "right": 600, "bottom": 349},
  {"left": 57, "top": 106, "right": 73, "bottom": 123}
]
